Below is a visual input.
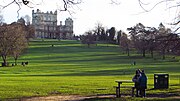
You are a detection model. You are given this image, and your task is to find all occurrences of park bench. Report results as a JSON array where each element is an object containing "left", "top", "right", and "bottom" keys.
[{"left": 114, "top": 80, "right": 135, "bottom": 97}]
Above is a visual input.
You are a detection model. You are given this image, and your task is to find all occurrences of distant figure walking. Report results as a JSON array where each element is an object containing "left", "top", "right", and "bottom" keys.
[
  {"left": 138, "top": 69, "right": 147, "bottom": 97},
  {"left": 132, "top": 69, "right": 141, "bottom": 97}
]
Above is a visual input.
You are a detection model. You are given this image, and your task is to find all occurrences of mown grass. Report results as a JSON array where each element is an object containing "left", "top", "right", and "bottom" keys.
[{"left": 0, "top": 39, "right": 179, "bottom": 100}]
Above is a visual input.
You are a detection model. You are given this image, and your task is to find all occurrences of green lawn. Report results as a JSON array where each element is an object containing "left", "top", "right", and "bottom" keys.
[{"left": 0, "top": 39, "right": 179, "bottom": 100}]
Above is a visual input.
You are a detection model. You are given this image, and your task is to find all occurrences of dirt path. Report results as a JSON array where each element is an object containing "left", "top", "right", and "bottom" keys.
[
  {"left": 19, "top": 94, "right": 180, "bottom": 101},
  {"left": 20, "top": 95, "right": 115, "bottom": 101},
  {"left": 21, "top": 95, "right": 87, "bottom": 101}
]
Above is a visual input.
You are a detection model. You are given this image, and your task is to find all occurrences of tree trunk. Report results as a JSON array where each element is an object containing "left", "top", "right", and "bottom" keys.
[
  {"left": 127, "top": 48, "right": 130, "bottom": 56},
  {"left": 88, "top": 43, "right": 90, "bottom": 48},
  {"left": 2, "top": 55, "right": 7, "bottom": 66},
  {"left": 142, "top": 49, "right": 146, "bottom": 57},
  {"left": 13, "top": 54, "right": 19, "bottom": 66},
  {"left": 151, "top": 49, "right": 154, "bottom": 58},
  {"left": 162, "top": 49, "right": 166, "bottom": 60},
  {"left": 15, "top": 58, "right": 17, "bottom": 65}
]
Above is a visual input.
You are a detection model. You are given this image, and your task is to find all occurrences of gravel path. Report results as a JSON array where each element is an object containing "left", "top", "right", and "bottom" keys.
[
  {"left": 17, "top": 94, "right": 180, "bottom": 101},
  {"left": 20, "top": 95, "right": 116, "bottom": 101}
]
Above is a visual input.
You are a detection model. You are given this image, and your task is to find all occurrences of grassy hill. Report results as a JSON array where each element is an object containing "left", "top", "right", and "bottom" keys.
[{"left": 0, "top": 39, "right": 179, "bottom": 100}]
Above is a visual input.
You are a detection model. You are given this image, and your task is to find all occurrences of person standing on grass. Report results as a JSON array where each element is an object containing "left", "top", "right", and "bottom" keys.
[
  {"left": 132, "top": 69, "right": 141, "bottom": 97},
  {"left": 138, "top": 69, "right": 147, "bottom": 97}
]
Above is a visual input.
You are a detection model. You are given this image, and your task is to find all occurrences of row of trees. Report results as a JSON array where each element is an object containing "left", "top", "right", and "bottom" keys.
[
  {"left": 81, "top": 22, "right": 180, "bottom": 59},
  {"left": 127, "top": 23, "right": 180, "bottom": 59},
  {"left": 80, "top": 23, "right": 118, "bottom": 48},
  {"left": 0, "top": 17, "right": 35, "bottom": 66}
]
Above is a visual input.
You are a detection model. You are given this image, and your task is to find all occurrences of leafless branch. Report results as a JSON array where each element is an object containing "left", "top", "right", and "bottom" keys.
[
  {"left": 14, "top": 0, "right": 21, "bottom": 18},
  {"left": 61, "top": 0, "right": 68, "bottom": 11},
  {"left": 0, "top": 0, "right": 82, "bottom": 17},
  {"left": 27, "top": 0, "right": 44, "bottom": 8},
  {"left": 167, "top": 4, "right": 180, "bottom": 9},
  {"left": 110, "top": 0, "right": 121, "bottom": 5},
  {"left": 138, "top": 0, "right": 149, "bottom": 5},
  {"left": 171, "top": 20, "right": 180, "bottom": 25},
  {"left": 57, "top": 0, "right": 82, "bottom": 18},
  {"left": 0, "top": 0, "right": 31, "bottom": 17},
  {"left": 60, "top": 0, "right": 82, "bottom": 11},
  {"left": 0, "top": 0, "right": 16, "bottom": 9},
  {"left": 138, "top": 0, "right": 180, "bottom": 32},
  {"left": 138, "top": 0, "right": 174, "bottom": 12},
  {"left": 0, "top": 0, "right": 49, "bottom": 18},
  {"left": 174, "top": 27, "right": 180, "bottom": 32}
]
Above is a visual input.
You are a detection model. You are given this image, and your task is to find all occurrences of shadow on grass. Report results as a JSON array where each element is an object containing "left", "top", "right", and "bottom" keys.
[{"left": 25, "top": 69, "right": 134, "bottom": 77}]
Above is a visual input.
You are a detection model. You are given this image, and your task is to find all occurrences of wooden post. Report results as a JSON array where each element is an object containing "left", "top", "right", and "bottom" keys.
[
  {"left": 116, "top": 87, "right": 120, "bottom": 97},
  {"left": 118, "top": 82, "right": 122, "bottom": 97}
]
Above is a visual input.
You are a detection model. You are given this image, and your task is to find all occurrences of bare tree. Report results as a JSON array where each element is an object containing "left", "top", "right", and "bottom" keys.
[
  {"left": 138, "top": 0, "right": 180, "bottom": 59},
  {"left": 81, "top": 30, "right": 96, "bottom": 48},
  {"left": 146, "top": 27, "right": 158, "bottom": 58},
  {"left": 155, "top": 23, "right": 180, "bottom": 59},
  {"left": 25, "top": 24, "right": 35, "bottom": 40},
  {"left": 93, "top": 22, "right": 105, "bottom": 41},
  {"left": 128, "top": 23, "right": 159, "bottom": 57},
  {"left": 108, "top": 27, "right": 116, "bottom": 43},
  {"left": 128, "top": 23, "right": 149, "bottom": 57},
  {"left": 128, "top": 22, "right": 179, "bottom": 59},
  {"left": 0, "top": 24, "right": 10, "bottom": 66},
  {"left": 138, "top": 0, "right": 180, "bottom": 32},
  {"left": 9, "top": 23, "right": 28, "bottom": 65},
  {"left": 17, "top": 17, "right": 35, "bottom": 41},
  {"left": 0, "top": 0, "right": 82, "bottom": 17},
  {"left": 0, "top": 22, "right": 28, "bottom": 66},
  {"left": 119, "top": 32, "right": 131, "bottom": 56}
]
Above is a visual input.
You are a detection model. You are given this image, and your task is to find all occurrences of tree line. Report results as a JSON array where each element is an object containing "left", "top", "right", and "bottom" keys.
[
  {"left": 0, "top": 17, "right": 35, "bottom": 67},
  {"left": 80, "top": 23, "right": 118, "bottom": 47},
  {"left": 80, "top": 22, "right": 180, "bottom": 59}
]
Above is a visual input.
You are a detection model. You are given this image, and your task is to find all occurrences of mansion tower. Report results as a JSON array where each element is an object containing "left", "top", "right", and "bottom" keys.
[{"left": 32, "top": 9, "right": 74, "bottom": 39}]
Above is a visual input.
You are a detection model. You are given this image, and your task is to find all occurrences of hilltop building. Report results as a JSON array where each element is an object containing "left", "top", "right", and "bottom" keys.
[
  {"left": 57, "top": 18, "right": 73, "bottom": 39},
  {"left": 32, "top": 9, "right": 74, "bottom": 39}
]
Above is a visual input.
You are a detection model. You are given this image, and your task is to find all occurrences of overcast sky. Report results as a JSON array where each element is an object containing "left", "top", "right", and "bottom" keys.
[{"left": 0, "top": 0, "right": 178, "bottom": 35}]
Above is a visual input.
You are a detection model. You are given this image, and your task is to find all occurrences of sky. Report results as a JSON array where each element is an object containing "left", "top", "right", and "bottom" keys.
[{"left": 0, "top": 0, "right": 179, "bottom": 35}]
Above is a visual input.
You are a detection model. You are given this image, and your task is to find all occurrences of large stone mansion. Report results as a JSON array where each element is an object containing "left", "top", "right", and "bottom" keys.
[{"left": 32, "top": 9, "right": 74, "bottom": 39}]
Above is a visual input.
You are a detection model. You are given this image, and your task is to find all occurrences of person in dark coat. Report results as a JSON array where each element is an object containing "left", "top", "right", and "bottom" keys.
[
  {"left": 138, "top": 69, "right": 147, "bottom": 97},
  {"left": 132, "top": 69, "right": 141, "bottom": 97}
]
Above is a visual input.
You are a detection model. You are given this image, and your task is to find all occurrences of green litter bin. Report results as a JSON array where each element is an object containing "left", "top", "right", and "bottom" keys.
[{"left": 154, "top": 74, "right": 169, "bottom": 89}]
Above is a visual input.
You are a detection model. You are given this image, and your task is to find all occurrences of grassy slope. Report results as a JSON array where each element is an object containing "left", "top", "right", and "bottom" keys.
[{"left": 0, "top": 39, "right": 179, "bottom": 100}]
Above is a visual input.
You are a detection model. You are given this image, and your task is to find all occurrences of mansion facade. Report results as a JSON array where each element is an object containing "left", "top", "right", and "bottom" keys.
[{"left": 32, "top": 9, "right": 74, "bottom": 39}]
